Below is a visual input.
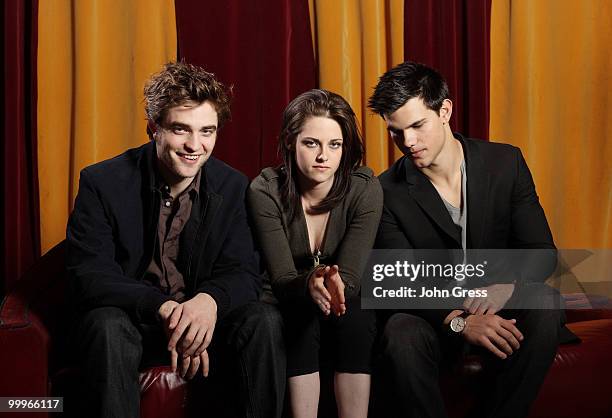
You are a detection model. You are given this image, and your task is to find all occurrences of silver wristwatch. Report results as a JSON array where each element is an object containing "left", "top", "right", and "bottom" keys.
[{"left": 448, "top": 311, "right": 470, "bottom": 335}]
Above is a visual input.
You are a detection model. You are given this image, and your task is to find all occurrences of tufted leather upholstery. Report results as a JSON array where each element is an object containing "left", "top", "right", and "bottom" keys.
[
  {"left": 0, "top": 242, "right": 191, "bottom": 418},
  {"left": 1, "top": 241, "right": 612, "bottom": 418}
]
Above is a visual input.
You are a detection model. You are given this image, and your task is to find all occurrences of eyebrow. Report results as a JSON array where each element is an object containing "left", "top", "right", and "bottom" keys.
[
  {"left": 301, "top": 137, "right": 343, "bottom": 142},
  {"left": 388, "top": 118, "right": 426, "bottom": 132},
  {"left": 167, "top": 122, "right": 217, "bottom": 131}
]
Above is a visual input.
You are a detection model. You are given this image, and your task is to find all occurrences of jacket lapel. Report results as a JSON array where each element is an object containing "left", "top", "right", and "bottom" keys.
[
  {"left": 402, "top": 158, "right": 462, "bottom": 246},
  {"left": 179, "top": 193, "right": 203, "bottom": 272},
  {"left": 460, "top": 135, "right": 490, "bottom": 248},
  {"left": 179, "top": 162, "right": 222, "bottom": 286},
  {"left": 138, "top": 142, "right": 160, "bottom": 276}
]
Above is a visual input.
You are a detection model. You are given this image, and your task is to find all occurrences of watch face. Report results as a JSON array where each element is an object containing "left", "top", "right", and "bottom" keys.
[{"left": 450, "top": 316, "right": 465, "bottom": 333}]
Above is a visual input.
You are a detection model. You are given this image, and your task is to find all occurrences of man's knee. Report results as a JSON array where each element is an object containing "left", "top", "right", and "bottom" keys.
[
  {"left": 77, "top": 307, "right": 142, "bottom": 356},
  {"left": 517, "top": 282, "right": 563, "bottom": 310},
  {"left": 520, "top": 308, "right": 562, "bottom": 340},
  {"left": 227, "top": 302, "right": 284, "bottom": 349},
  {"left": 380, "top": 313, "right": 439, "bottom": 361}
]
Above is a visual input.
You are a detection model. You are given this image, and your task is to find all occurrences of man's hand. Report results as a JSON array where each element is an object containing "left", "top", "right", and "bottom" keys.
[
  {"left": 158, "top": 300, "right": 180, "bottom": 337},
  {"left": 173, "top": 348, "right": 210, "bottom": 379},
  {"left": 309, "top": 267, "right": 332, "bottom": 315},
  {"left": 462, "top": 314, "right": 523, "bottom": 359},
  {"left": 463, "top": 283, "right": 515, "bottom": 315},
  {"left": 158, "top": 300, "right": 179, "bottom": 321},
  {"left": 323, "top": 265, "right": 346, "bottom": 316},
  {"left": 166, "top": 293, "right": 217, "bottom": 359}
]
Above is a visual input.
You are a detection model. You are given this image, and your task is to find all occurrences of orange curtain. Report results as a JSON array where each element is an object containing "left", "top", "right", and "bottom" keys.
[
  {"left": 310, "top": 0, "right": 404, "bottom": 174},
  {"left": 490, "top": 0, "right": 612, "bottom": 248},
  {"left": 37, "top": 0, "right": 177, "bottom": 253}
]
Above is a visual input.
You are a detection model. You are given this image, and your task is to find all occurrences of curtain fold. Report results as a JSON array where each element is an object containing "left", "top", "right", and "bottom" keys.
[
  {"left": 37, "top": 0, "right": 177, "bottom": 253},
  {"left": 175, "top": 0, "right": 316, "bottom": 179},
  {"left": 2, "top": 0, "right": 40, "bottom": 292},
  {"left": 28, "top": 0, "right": 612, "bottom": 258},
  {"left": 312, "top": 0, "right": 405, "bottom": 174},
  {"left": 490, "top": 0, "right": 612, "bottom": 248},
  {"left": 404, "top": 0, "right": 491, "bottom": 140}
]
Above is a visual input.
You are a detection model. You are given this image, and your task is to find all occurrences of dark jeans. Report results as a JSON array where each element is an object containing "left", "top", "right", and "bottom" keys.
[
  {"left": 74, "top": 301, "right": 285, "bottom": 418},
  {"left": 373, "top": 283, "right": 563, "bottom": 418}
]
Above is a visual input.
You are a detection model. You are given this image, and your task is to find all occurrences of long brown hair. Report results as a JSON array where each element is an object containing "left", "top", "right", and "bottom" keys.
[{"left": 278, "top": 89, "right": 364, "bottom": 222}]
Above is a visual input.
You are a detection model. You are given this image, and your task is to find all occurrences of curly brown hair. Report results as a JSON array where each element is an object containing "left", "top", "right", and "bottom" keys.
[{"left": 144, "top": 61, "right": 232, "bottom": 138}]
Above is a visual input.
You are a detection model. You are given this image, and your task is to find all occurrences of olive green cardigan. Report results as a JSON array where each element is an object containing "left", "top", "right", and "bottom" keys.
[{"left": 247, "top": 166, "right": 383, "bottom": 304}]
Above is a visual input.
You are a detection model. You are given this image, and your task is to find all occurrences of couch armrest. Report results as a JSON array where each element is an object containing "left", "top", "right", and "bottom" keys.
[
  {"left": 0, "top": 242, "right": 66, "bottom": 401},
  {"left": 563, "top": 293, "right": 612, "bottom": 323}
]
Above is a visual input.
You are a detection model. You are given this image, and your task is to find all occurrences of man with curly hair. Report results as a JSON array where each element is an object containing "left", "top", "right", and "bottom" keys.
[{"left": 67, "top": 62, "right": 285, "bottom": 418}]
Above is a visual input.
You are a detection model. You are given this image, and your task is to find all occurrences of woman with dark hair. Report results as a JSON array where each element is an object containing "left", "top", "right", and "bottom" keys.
[{"left": 247, "top": 89, "right": 382, "bottom": 418}]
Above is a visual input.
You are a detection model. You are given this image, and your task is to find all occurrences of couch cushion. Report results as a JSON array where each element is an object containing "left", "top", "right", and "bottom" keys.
[
  {"left": 140, "top": 366, "right": 188, "bottom": 418},
  {"left": 528, "top": 319, "right": 612, "bottom": 418},
  {"left": 51, "top": 366, "right": 188, "bottom": 418},
  {"left": 441, "top": 319, "right": 612, "bottom": 418}
]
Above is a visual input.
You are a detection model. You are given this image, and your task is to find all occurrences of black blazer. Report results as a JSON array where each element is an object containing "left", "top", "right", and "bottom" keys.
[
  {"left": 66, "top": 142, "right": 261, "bottom": 323},
  {"left": 375, "top": 134, "right": 556, "bottom": 323}
]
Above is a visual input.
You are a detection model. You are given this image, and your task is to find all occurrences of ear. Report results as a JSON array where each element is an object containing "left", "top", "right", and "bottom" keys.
[
  {"left": 147, "top": 120, "right": 158, "bottom": 140},
  {"left": 439, "top": 99, "right": 453, "bottom": 124}
]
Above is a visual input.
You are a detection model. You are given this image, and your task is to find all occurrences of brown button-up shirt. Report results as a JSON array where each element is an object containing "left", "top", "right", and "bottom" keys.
[{"left": 144, "top": 170, "right": 201, "bottom": 302}]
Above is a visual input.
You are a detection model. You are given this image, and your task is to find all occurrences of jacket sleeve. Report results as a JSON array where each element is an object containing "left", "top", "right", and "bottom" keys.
[
  {"left": 504, "top": 148, "right": 557, "bottom": 282},
  {"left": 247, "top": 178, "right": 317, "bottom": 304},
  {"left": 509, "top": 148, "right": 557, "bottom": 282},
  {"left": 510, "top": 148, "right": 556, "bottom": 249},
  {"left": 66, "top": 169, "right": 172, "bottom": 323},
  {"left": 194, "top": 178, "right": 261, "bottom": 318},
  {"left": 375, "top": 205, "right": 412, "bottom": 249},
  {"left": 334, "top": 177, "right": 383, "bottom": 297},
  {"left": 375, "top": 194, "right": 454, "bottom": 327}
]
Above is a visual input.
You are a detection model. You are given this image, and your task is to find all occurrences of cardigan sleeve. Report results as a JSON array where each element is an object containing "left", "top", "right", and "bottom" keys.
[
  {"left": 334, "top": 175, "right": 383, "bottom": 297},
  {"left": 247, "top": 175, "right": 316, "bottom": 303}
]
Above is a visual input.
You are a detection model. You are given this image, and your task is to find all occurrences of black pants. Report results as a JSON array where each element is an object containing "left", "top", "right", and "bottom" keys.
[
  {"left": 283, "top": 296, "right": 377, "bottom": 377},
  {"left": 373, "top": 283, "right": 563, "bottom": 418},
  {"left": 74, "top": 302, "right": 286, "bottom": 418}
]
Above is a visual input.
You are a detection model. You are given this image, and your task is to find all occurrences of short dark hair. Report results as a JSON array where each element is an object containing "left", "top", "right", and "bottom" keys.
[
  {"left": 368, "top": 61, "right": 449, "bottom": 117},
  {"left": 144, "top": 61, "right": 232, "bottom": 138},
  {"left": 278, "top": 89, "right": 364, "bottom": 221}
]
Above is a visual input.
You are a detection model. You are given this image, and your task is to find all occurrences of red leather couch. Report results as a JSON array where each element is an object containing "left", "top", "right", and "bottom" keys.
[{"left": 1, "top": 241, "right": 612, "bottom": 418}]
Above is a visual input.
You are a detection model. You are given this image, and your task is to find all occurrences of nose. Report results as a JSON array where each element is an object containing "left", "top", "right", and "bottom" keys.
[
  {"left": 403, "top": 129, "right": 417, "bottom": 149},
  {"left": 184, "top": 132, "right": 200, "bottom": 151},
  {"left": 316, "top": 147, "right": 328, "bottom": 162}
]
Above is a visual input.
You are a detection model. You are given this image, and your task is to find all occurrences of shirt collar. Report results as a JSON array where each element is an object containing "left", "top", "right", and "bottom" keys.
[{"left": 154, "top": 165, "right": 201, "bottom": 200}]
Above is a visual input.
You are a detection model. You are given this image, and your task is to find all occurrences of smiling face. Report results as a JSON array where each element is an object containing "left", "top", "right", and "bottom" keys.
[
  {"left": 151, "top": 100, "right": 218, "bottom": 194},
  {"left": 294, "top": 116, "right": 343, "bottom": 188},
  {"left": 385, "top": 97, "right": 453, "bottom": 169}
]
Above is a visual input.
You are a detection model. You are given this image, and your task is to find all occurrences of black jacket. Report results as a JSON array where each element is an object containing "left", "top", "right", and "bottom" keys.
[
  {"left": 376, "top": 134, "right": 556, "bottom": 324},
  {"left": 66, "top": 142, "right": 261, "bottom": 323}
]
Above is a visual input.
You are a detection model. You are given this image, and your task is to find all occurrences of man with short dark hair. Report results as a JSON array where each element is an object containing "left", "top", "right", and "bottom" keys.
[
  {"left": 369, "top": 62, "right": 566, "bottom": 418},
  {"left": 67, "top": 62, "right": 285, "bottom": 418}
]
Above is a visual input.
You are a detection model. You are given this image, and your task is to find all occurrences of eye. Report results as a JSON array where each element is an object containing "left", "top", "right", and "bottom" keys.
[
  {"left": 172, "top": 126, "right": 189, "bottom": 135},
  {"left": 389, "top": 129, "right": 402, "bottom": 138},
  {"left": 302, "top": 140, "right": 318, "bottom": 148},
  {"left": 201, "top": 129, "right": 215, "bottom": 137},
  {"left": 329, "top": 141, "right": 343, "bottom": 149}
]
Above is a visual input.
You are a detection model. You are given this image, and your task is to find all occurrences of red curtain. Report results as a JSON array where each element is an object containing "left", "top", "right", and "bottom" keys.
[
  {"left": 404, "top": 0, "right": 491, "bottom": 140},
  {"left": 2, "top": 0, "right": 40, "bottom": 295},
  {"left": 175, "top": 0, "right": 316, "bottom": 179}
]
